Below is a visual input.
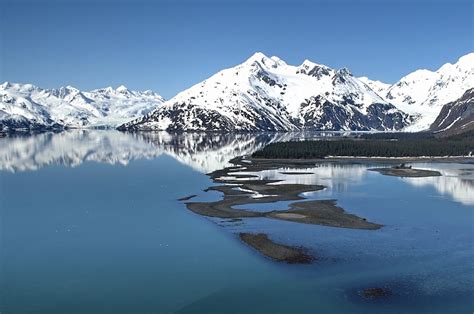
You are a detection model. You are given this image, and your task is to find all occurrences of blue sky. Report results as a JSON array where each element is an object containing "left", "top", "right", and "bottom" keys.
[{"left": 1, "top": 0, "right": 472, "bottom": 98}]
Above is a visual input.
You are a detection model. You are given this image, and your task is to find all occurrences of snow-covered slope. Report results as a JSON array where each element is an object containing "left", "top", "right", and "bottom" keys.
[
  {"left": 0, "top": 82, "right": 164, "bottom": 131},
  {"left": 358, "top": 77, "right": 391, "bottom": 97},
  {"left": 120, "top": 52, "right": 410, "bottom": 132},
  {"left": 360, "top": 53, "right": 474, "bottom": 131}
]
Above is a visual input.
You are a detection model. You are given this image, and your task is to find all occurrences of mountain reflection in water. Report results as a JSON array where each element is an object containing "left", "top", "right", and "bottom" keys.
[
  {"left": 0, "top": 130, "right": 472, "bottom": 205},
  {"left": 0, "top": 130, "right": 284, "bottom": 173}
]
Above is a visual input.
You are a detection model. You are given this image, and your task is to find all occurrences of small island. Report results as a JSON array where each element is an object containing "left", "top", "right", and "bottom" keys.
[{"left": 369, "top": 164, "right": 441, "bottom": 178}]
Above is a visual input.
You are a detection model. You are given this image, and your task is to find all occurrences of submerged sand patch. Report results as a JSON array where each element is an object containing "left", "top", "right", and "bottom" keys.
[{"left": 239, "top": 233, "right": 313, "bottom": 264}]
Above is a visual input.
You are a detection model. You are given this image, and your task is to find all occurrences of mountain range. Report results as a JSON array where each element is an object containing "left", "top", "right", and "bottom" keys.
[
  {"left": 361, "top": 53, "right": 473, "bottom": 131},
  {"left": 2, "top": 52, "right": 473, "bottom": 133},
  {"left": 120, "top": 52, "right": 473, "bottom": 133},
  {"left": 119, "top": 52, "right": 412, "bottom": 132},
  {"left": 0, "top": 83, "right": 164, "bottom": 131}
]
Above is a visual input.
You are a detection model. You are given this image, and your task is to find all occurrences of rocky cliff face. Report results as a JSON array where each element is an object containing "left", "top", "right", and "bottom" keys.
[{"left": 430, "top": 88, "right": 473, "bottom": 136}]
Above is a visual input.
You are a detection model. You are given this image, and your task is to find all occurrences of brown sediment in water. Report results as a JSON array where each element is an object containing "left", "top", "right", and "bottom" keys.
[
  {"left": 368, "top": 167, "right": 441, "bottom": 177},
  {"left": 186, "top": 181, "right": 322, "bottom": 219},
  {"left": 184, "top": 156, "right": 382, "bottom": 230},
  {"left": 239, "top": 233, "right": 313, "bottom": 264},
  {"left": 181, "top": 156, "right": 385, "bottom": 263},
  {"left": 359, "top": 287, "right": 393, "bottom": 299}
]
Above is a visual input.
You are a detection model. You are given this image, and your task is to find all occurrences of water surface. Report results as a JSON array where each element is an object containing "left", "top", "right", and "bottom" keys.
[{"left": 1, "top": 130, "right": 472, "bottom": 313}]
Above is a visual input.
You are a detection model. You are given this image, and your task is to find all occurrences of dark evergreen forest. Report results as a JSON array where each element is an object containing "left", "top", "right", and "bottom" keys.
[{"left": 252, "top": 131, "right": 474, "bottom": 159}]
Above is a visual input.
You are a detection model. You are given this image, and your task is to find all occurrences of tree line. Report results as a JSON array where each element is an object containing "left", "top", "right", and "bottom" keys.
[{"left": 252, "top": 131, "right": 474, "bottom": 159}]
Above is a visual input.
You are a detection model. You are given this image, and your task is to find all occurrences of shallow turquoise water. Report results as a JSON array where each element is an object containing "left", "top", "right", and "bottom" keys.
[{"left": 0, "top": 131, "right": 473, "bottom": 313}]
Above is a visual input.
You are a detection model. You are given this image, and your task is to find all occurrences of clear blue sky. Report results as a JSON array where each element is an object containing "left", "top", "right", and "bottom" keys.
[{"left": 1, "top": 0, "right": 472, "bottom": 98}]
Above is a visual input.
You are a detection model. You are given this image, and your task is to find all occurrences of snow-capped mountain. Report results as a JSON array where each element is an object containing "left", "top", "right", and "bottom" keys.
[
  {"left": 360, "top": 53, "right": 474, "bottom": 131},
  {"left": 0, "top": 82, "right": 164, "bottom": 131},
  {"left": 5, "top": 52, "right": 472, "bottom": 133},
  {"left": 430, "top": 88, "right": 473, "bottom": 136},
  {"left": 119, "top": 52, "right": 411, "bottom": 132}
]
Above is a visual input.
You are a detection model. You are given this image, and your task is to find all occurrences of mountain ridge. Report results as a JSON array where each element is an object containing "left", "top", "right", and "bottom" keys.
[
  {"left": 2, "top": 52, "right": 473, "bottom": 133},
  {"left": 119, "top": 52, "right": 411, "bottom": 132}
]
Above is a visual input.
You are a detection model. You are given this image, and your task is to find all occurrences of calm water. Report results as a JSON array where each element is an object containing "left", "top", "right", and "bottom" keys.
[{"left": 0, "top": 130, "right": 473, "bottom": 313}]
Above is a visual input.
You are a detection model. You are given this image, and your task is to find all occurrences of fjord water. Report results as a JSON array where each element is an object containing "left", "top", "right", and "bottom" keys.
[{"left": 0, "top": 131, "right": 473, "bottom": 313}]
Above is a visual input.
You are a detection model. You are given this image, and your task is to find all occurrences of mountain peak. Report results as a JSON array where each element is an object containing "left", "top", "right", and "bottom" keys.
[
  {"left": 398, "top": 69, "right": 436, "bottom": 83},
  {"left": 64, "top": 85, "right": 79, "bottom": 92},
  {"left": 116, "top": 85, "right": 129, "bottom": 93},
  {"left": 456, "top": 52, "right": 474, "bottom": 69},
  {"left": 244, "top": 52, "right": 274, "bottom": 66},
  {"left": 300, "top": 59, "right": 324, "bottom": 69},
  {"left": 247, "top": 51, "right": 269, "bottom": 61},
  {"left": 337, "top": 67, "right": 352, "bottom": 76},
  {"left": 0, "top": 81, "right": 10, "bottom": 89},
  {"left": 96, "top": 86, "right": 114, "bottom": 93},
  {"left": 297, "top": 59, "right": 332, "bottom": 77},
  {"left": 242, "top": 52, "right": 288, "bottom": 70},
  {"left": 51, "top": 85, "right": 80, "bottom": 98}
]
